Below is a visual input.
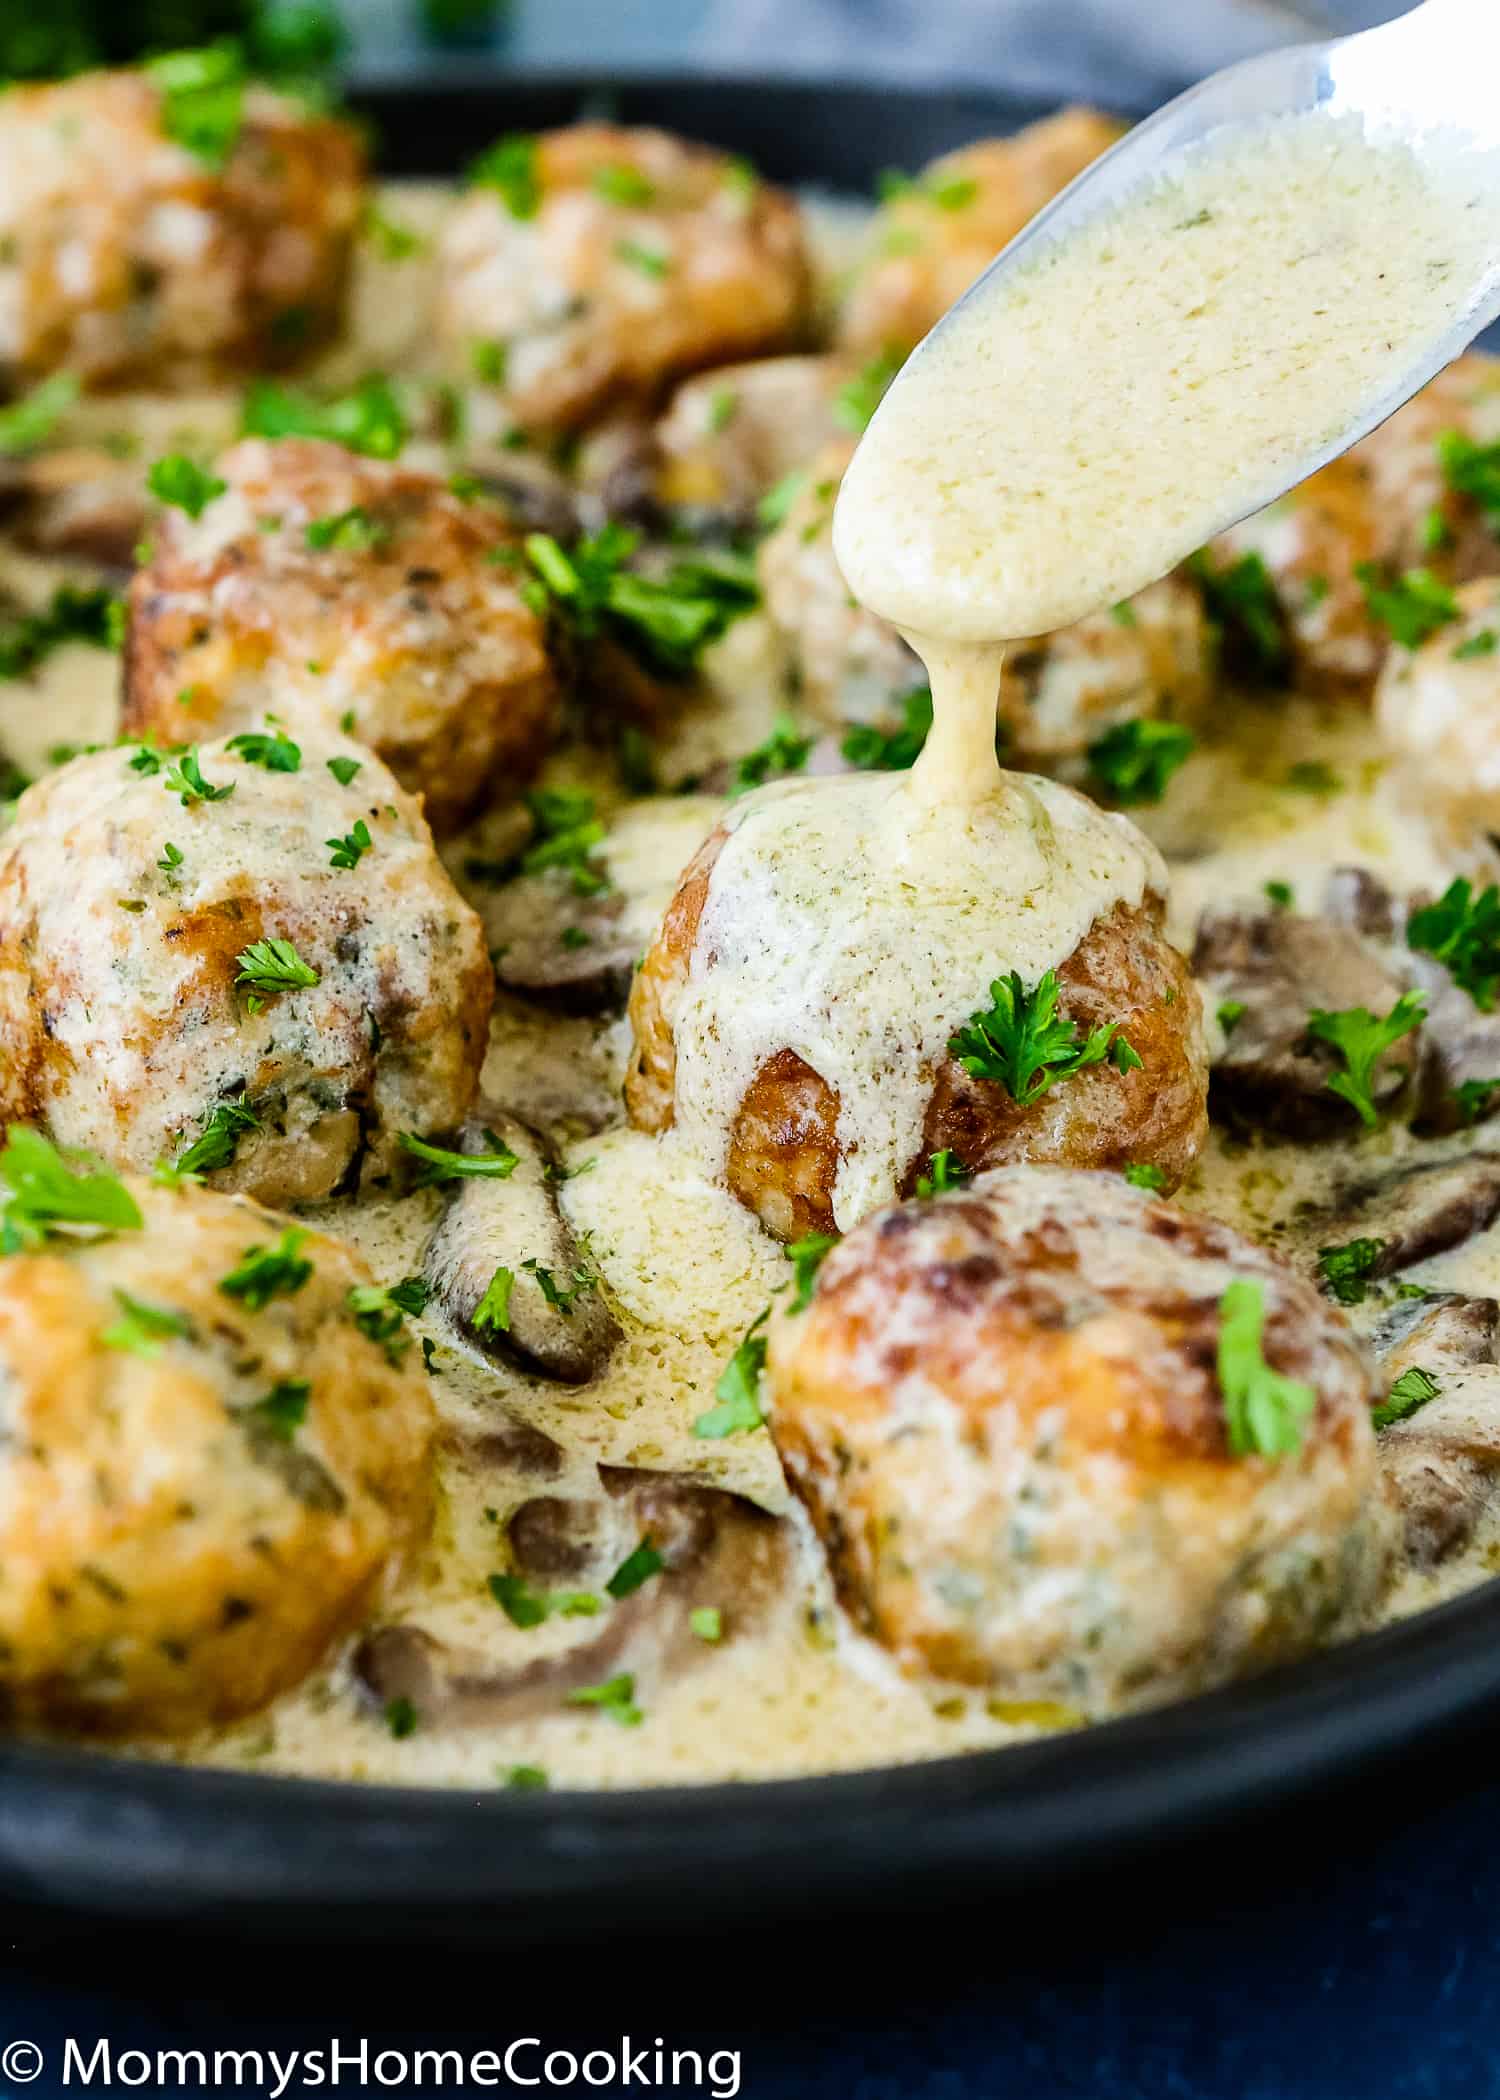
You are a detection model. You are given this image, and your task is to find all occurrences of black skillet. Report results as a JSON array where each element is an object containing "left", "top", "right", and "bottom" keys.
[{"left": 4, "top": 70, "right": 1500, "bottom": 1945}]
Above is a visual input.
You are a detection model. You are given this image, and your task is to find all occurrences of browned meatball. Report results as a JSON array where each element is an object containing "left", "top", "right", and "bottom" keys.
[
  {"left": 1354, "top": 349, "right": 1500, "bottom": 579},
  {"left": 626, "top": 778, "right": 1207, "bottom": 1239},
  {"left": 124, "top": 437, "right": 561, "bottom": 833},
  {"left": 653, "top": 354, "right": 853, "bottom": 521},
  {"left": 437, "top": 125, "right": 811, "bottom": 437},
  {"left": 0, "top": 734, "right": 493, "bottom": 1205},
  {"left": 766, "top": 1166, "right": 1394, "bottom": 1710},
  {"left": 0, "top": 1161, "right": 434, "bottom": 1736},
  {"left": 0, "top": 66, "right": 364, "bottom": 390},
  {"left": 837, "top": 110, "right": 1125, "bottom": 356}
]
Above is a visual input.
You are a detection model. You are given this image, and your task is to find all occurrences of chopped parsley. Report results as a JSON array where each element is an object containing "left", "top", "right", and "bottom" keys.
[
  {"left": 693, "top": 1308, "right": 769, "bottom": 1438},
  {"left": 1123, "top": 1162, "right": 1168, "bottom": 1192},
  {"left": 1356, "top": 563, "right": 1459, "bottom": 648},
  {"left": 606, "top": 1536, "right": 665, "bottom": 1600},
  {"left": 101, "top": 1289, "right": 191, "bottom": 1358},
  {"left": 949, "top": 969, "right": 1136, "bottom": 1108},
  {"left": 163, "top": 747, "right": 234, "bottom": 807},
  {"left": 362, "top": 204, "right": 425, "bottom": 262},
  {"left": 1454, "top": 628, "right": 1498, "bottom": 661},
  {"left": 757, "top": 470, "right": 807, "bottom": 532},
  {"left": 690, "top": 1608, "right": 723, "bottom": 1643},
  {"left": 1086, "top": 718, "right": 1195, "bottom": 806},
  {"left": 147, "top": 454, "right": 227, "bottom": 520},
  {"left": 878, "top": 164, "right": 978, "bottom": 211},
  {"left": 505, "top": 1764, "right": 549, "bottom": 1790},
  {"left": 707, "top": 386, "right": 738, "bottom": 434},
  {"left": 0, "top": 585, "right": 123, "bottom": 682},
  {"left": 833, "top": 350, "right": 902, "bottom": 435},
  {"left": 615, "top": 237, "right": 671, "bottom": 278},
  {"left": 157, "top": 841, "right": 185, "bottom": 881},
  {"left": 1438, "top": 427, "right": 1500, "bottom": 523},
  {"left": 327, "top": 755, "right": 362, "bottom": 786},
  {"left": 840, "top": 686, "right": 932, "bottom": 771},
  {"left": 1372, "top": 1365, "right": 1441, "bottom": 1432},
  {"left": 1454, "top": 1077, "right": 1500, "bottom": 1125},
  {"left": 326, "top": 818, "right": 373, "bottom": 870},
  {"left": 385, "top": 1696, "right": 418, "bottom": 1740},
  {"left": 149, "top": 42, "right": 245, "bottom": 168},
  {"left": 1283, "top": 760, "right": 1342, "bottom": 797},
  {"left": 472, "top": 1265, "right": 515, "bottom": 1335},
  {"left": 592, "top": 163, "right": 655, "bottom": 206},
  {"left": 521, "top": 1258, "right": 597, "bottom": 1315},
  {"left": 1188, "top": 548, "right": 1287, "bottom": 677},
  {"left": 235, "top": 937, "right": 320, "bottom": 1000},
  {"left": 523, "top": 525, "right": 756, "bottom": 678},
  {"left": 1407, "top": 877, "right": 1500, "bottom": 1009},
  {"left": 347, "top": 1280, "right": 427, "bottom": 1364},
  {"left": 469, "top": 133, "right": 540, "bottom": 218},
  {"left": 219, "top": 1227, "right": 313, "bottom": 1310},
  {"left": 0, "top": 374, "right": 78, "bottom": 456},
  {"left": 471, "top": 340, "right": 508, "bottom": 387},
  {"left": 1217, "top": 1278, "right": 1316, "bottom": 1458},
  {"left": 519, "top": 786, "right": 610, "bottom": 896},
  {"left": 1264, "top": 880, "right": 1294, "bottom": 910},
  {"left": 170, "top": 1096, "right": 260, "bottom": 1178},
  {"left": 729, "top": 717, "right": 813, "bottom": 797},
  {"left": 1316, "top": 1238, "right": 1386, "bottom": 1306},
  {"left": 786, "top": 1231, "right": 838, "bottom": 1311},
  {"left": 226, "top": 728, "right": 301, "bottom": 773},
  {"left": 1306, "top": 991, "right": 1425, "bottom": 1127},
  {"left": 305, "top": 507, "right": 391, "bottom": 554},
  {"left": 488, "top": 1572, "right": 599, "bottom": 1628},
  {"left": 915, "top": 1149, "right": 970, "bottom": 1199},
  {"left": 1218, "top": 999, "right": 1247, "bottom": 1036},
  {"left": 242, "top": 376, "right": 408, "bottom": 461},
  {"left": 566, "top": 1673, "right": 643, "bottom": 1726},
  {"left": 0, "top": 1128, "right": 142, "bottom": 1251},
  {"left": 398, "top": 1130, "right": 519, "bottom": 1184}
]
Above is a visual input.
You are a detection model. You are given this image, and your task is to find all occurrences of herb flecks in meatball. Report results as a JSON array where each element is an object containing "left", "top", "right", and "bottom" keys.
[
  {"left": 766, "top": 1165, "right": 1394, "bottom": 1711},
  {"left": 0, "top": 734, "right": 492, "bottom": 1204},
  {"left": 124, "top": 437, "right": 561, "bottom": 834}
]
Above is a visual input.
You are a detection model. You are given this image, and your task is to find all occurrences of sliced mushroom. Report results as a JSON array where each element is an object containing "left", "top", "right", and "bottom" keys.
[
  {"left": 1372, "top": 1289, "right": 1500, "bottom": 1378},
  {"left": 484, "top": 877, "right": 638, "bottom": 1013},
  {"left": 423, "top": 1104, "right": 621, "bottom": 1383},
  {"left": 1194, "top": 902, "right": 1419, "bottom": 1136},
  {"left": 354, "top": 1474, "right": 790, "bottom": 1729},
  {"left": 1293, "top": 1150, "right": 1500, "bottom": 1281},
  {"left": 0, "top": 446, "right": 144, "bottom": 574}
]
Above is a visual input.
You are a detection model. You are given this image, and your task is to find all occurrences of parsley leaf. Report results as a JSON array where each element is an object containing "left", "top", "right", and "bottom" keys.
[
  {"left": 1086, "top": 718, "right": 1195, "bottom": 805},
  {"left": 242, "top": 376, "right": 407, "bottom": 461},
  {"left": 219, "top": 1227, "right": 313, "bottom": 1310},
  {"left": 0, "top": 374, "right": 78, "bottom": 456},
  {"left": 1454, "top": 629, "right": 1498, "bottom": 662},
  {"left": 615, "top": 237, "right": 670, "bottom": 278},
  {"left": 566, "top": 1673, "right": 643, "bottom": 1726},
  {"left": 226, "top": 728, "right": 301, "bottom": 773},
  {"left": 592, "top": 162, "right": 655, "bottom": 206},
  {"left": 1407, "top": 878, "right": 1500, "bottom": 1009},
  {"left": 469, "top": 133, "right": 541, "bottom": 218},
  {"left": 305, "top": 506, "right": 391, "bottom": 554},
  {"left": 398, "top": 1130, "right": 519, "bottom": 1184},
  {"left": 326, "top": 818, "right": 372, "bottom": 870},
  {"left": 730, "top": 717, "right": 813, "bottom": 797},
  {"left": 327, "top": 755, "right": 362, "bottom": 786},
  {"left": 472, "top": 1265, "right": 515, "bottom": 1335},
  {"left": 1188, "top": 548, "right": 1287, "bottom": 677},
  {"left": 840, "top": 686, "right": 932, "bottom": 772},
  {"left": 521, "top": 1258, "right": 597, "bottom": 1315},
  {"left": 171, "top": 1096, "right": 260, "bottom": 1178},
  {"left": 1217, "top": 1278, "right": 1316, "bottom": 1458},
  {"left": 1356, "top": 563, "right": 1459, "bottom": 648},
  {"left": 488, "top": 1571, "right": 599, "bottom": 1628},
  {"left": 786, "top": 1232, "right": 838, "bottom": 1310},
  {"left": 949, "top": 970, "right": 1133, "bottom": 1108},
  {"left": 163, "top": 747, "right": 234, "bottom": 807},
  {"left": 1372, "top": 1365, "right": 1441, "bottom": 1432},
  {"left": 1316, "top": 1238, "right": 1386, "bottom": 1306},
  {"left": 519, "top": 787, "right": 611, "bottom": 896},
  {"left": 0, "top": 1127, "right": 142, "bottom": 1251},
  {"left": 1454, "top": 1077, "right": 1500, "bottom": 1126},
  {"left": 524, "top": 527, "right": 756, "bottom": 678},
  {"left": 148, "top": 454, "right": 227, "bottom": 520},
  {"left": 347, "top": 1281, "right": 424, "bottom": 1364},
  {"left": 915, "top": 1149, "right": 970, "bottom": 1199},
  {"left": 100, "top": 1289, "right": 191, "bottom": 1358},
  {"left": 0, "top": 585, "right": 123, "bottom": 681},
  {"left": 833, "top": 350, "right": 902, "bottom": 435},
  {"left": 1306, "top": 992, "right": 1425, "bottom": 1126},
  {"left": 385, "top": 1696, "right": 418, "bottom": 1739},
  {"left": 757, "top": 470, "right": 807, "bottom": 532},
  {"left": 505, "top": 1764, "right": 549, "bottom": 1789},
  {"left": 690, "top": 1607, "right": 723, "bottom": 1643},
  {"left": 606, "top": 1536, "right": 664, "bottom": 1600},
  {"left": 1438, "top": 427, "right": 1500, "bottom": 522},
  {"left": 694, "top": 1308, "right": 770, "bottom": 1438},
  {"left": 149, "top": 43, "right": 245, "bottom": 168},
  {"left": 1123, "top": 1162, "right": 1168, "bottom": 1192},
  {"left": 235, "top": 937, "right": 319, "bottom": 1001}
]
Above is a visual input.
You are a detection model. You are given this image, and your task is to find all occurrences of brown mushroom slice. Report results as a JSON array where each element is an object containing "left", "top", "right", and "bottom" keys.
[
  {"left": 1296, "top": 1151, "right": 1500, "bottom": 1281},
  {"left": 1373, "top": 1290, "right": 1500, "bottom": 1378},
  {"left": 1194, "top": 903, "right": 1419, "bottom": 1137},
  {"left": 353, "top": 1477, "right": 790, "bottom": 1729},
  {"left": 0, "top": 446, "right": 145, "bottom": 573},
  {"left": 1366, "top": 1288, "right": 1500, "bottom": 1568},
  {"left": 423, "top": 1106, "right": 621, "bottom": 1384},
  {"left": 484, "top": 878, "right": 639, "bottom": 1013}
]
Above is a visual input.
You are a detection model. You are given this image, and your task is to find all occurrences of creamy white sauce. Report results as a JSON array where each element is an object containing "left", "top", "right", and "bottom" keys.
[{"left": 835, "top": 110, "right": 1500, "bottom": 641}]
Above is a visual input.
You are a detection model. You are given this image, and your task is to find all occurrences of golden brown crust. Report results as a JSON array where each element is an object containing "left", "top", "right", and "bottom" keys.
[
  {"left": 437, "top": 124, "right": 812, "bottom": 437},
  {"left": 123, "top": 438, "right": 561, "bottom": 833},
  {"left": 836, "top": 110, "right": 1125, "bottom": 357},
  {"left": 0, "top": 71, "right": 365, "bottom": 388},
  {"left": 766, "top": 1166, "right": 1392, "bottom": 1706}
]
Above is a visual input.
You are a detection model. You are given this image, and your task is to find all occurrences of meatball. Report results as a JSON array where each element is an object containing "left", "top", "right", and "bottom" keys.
[
  {"left": 626, "top": 772, "right": 1207, "bottom": 1238},
  {"left": 123, "top": 437, "right": 561, "bottom": 835},
  {"left": 0, "top": 1158, "right": 433, "bottom": 1735},
  {"left": 1374, "top": 575, "right": 1500, "bottom": 822},
  {"left": 0, "top": 66, "right": 364, "bottom": 390},
  {"left": 1352, "top": 349, "right": 1500, "bottom": 579},
  {"left": 758, "top": 438, "right": 1210, "bottom": 759},
  {"left": 653, "top": 354, "right": 852, "bottom": 522},
  {"left": 0, "top": 734, "right": 492, "bottom": 1204},
  {"left": 837, "top": 109, "right": 1125, "bottom": 356},
  {"left": 437, "top": 124, "right": 811, "bottom": 437},
  {"left": 766, "top": 1166, "right": 1394, "bottom": 1710}
]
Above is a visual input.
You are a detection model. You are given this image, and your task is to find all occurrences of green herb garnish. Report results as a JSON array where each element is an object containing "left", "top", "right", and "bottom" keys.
[
  {"left": 170, "top": 1096, "right": 259, "bottom": 1178},
  {"left": 729, "top": 717, "right": 813, "bottom": 797},
  {"left": 1217, "top": 1278, "right": 1316, "bottom": 1458},
  {"left": 1086, "top": 718, "right": 1195, "bottom": 806},
  {"left": 469, "top": 133, "right": 540, "bottom": 218},
  {"left": 1407, "top": 877, "right": 1500, "bottom": 1009},
  {"left": 786, "top": 1232, "right": 838, "bottom": 1311},
  {"left": 100, "top": 1288, "right": 191, "bottom": 1358},
  {"left": 148, "top": 453, "right": 227, "bottom": 519},
  {"left": 242, "top": 376, "right": 407, "bottom": 461},
  {"left": 693, "top": 1308, "right": 769, "bottom": 1438},
  {"left": 398, "top": 1130, "right": 519, "bottom": 1184},
  {"left": 1356, "top": 563, "right": 1459, "bottom": 648},
  {"left": 326, "top": 818, "right": 372, "bottom": 870},
  {"left": 1316, "top": 1238, "right": 1386, "bottom": 1306},
  {"left": 235, "top": 937, "right": 319, "bottom": 999},
  {"left": 1306, "top": 992, "right": 1425, "bottom": 1126},
  {"left": 226, "top": 728, "right": 301, "bottom": 773},
  {"left": 949, "top": 970, "right": 1135, "bottom": 1108},
  {"left": 219, "top": 1227, "right": 312, "bottom": 1309},
  {"left": 472, "top": 1265, "right": 515, "bottom": 1335},
  {"left": 606, "top": 1536, "right": 664, "bottom": 1600},
  {"left": 1372, "top": 1365, "right": 1441, "bottom": 1432},
  {"left": 914, "top": 1149, "right": 970, "bottom": 1199},
  {"left": 566, "top": 1673, "right": 643, "bottom": 1726},
  {"left": 0, "top": 1128, "right": 141, "bottom": 1251},
  {"left": 840, "top": 686, "right": 932, "bottom": 772}
]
